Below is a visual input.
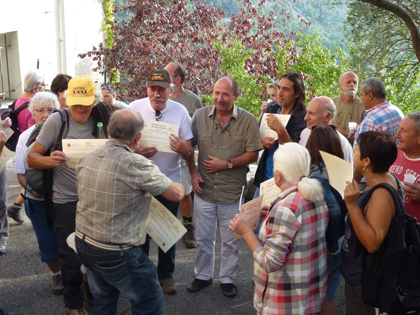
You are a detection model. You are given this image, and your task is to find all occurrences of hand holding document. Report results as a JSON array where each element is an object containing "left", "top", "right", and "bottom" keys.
[
  {"left": 233, "top": 195, "right": 264, "bottom": 242},
  {"left": 260, "top": 113, "right": 291, "bottom": 140},
  {"left": 147, "top": 197, "right": 187, "bottom": 253},
  {"left": 62, "top": 139, "right": 108, "bottom": 168},
  {"left": 320, "top": 150, "right": 353, "bottom": 199},
  {"left": 260, "top": 177, "right": 282, "bottom": 207},
  {"left": 139, "top": 120, "right": 179, "bottom": 154},
  {"left": 0, "top": 146, "right": 13, "bottom": 172}
]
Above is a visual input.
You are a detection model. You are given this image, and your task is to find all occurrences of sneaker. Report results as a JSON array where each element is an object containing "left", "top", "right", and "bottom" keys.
[
  {"left": 159, "top": 278, "right": 177, "bottom": 294},
  {"left": 182, "top": 222, "right": 197, "bottom": 248},
  {"left": 65, "top": 307, "right": 89, "bottom": 315},
  {"left": 0, "top": 245, "right": 6, "bottom": 256},
  {"left": 187, "top": 278, "right": 212, "bottom": 293},
  {"left": 51, "top": 274, "right": 64, "bottom": 295},
  {"left": 220, "top": 283, "right": 237, "bottom": 298},
  {"left": 7, "top": 204, "right": 23, "bottom": 224}
]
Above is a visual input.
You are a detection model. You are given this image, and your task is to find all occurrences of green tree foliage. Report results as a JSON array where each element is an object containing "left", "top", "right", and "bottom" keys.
[{"left": 345, "top": 1, "right": 420, "bottom": 114}]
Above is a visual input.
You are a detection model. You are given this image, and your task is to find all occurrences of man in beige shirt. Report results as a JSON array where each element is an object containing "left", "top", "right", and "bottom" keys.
[
  {"left": 331, "top": 71, "right": 364, "bottom": 143},
  {"left": 187, "top": 77, "right": 263, "bottom": 298}
]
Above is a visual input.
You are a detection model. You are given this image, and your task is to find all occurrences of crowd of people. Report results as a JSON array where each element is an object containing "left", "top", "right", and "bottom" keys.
[{"left": 0, "top": 65, "right": 419, "bottom": 315}]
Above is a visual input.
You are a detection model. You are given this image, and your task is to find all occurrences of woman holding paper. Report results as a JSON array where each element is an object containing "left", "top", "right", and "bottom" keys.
[
  {"left": 306, "top": 125, "right": 344, "bottom": 315},
  {"left": 229, "top": 143, "right": 328, "bottom": 315},
  {"left": 341, "top": 131, "right": 403, "bottom": 315}
]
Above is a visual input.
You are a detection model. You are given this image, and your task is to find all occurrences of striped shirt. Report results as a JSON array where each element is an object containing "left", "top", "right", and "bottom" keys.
[
  {"left": 75, "top": 139, "right": 171, "bottom": 246},
  {"left": 353, "top": 101, "right": 403, "bottom": 148},
  {"left": 253, "top": 185, "right": 329, "bottom": 315}
]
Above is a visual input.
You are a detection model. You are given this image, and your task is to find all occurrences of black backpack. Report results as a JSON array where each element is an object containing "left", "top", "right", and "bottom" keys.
[
  {"left": 0, "top": 100, "right": 30, "bottom": 151},
  {"left": 359, "top": 183, "right": 420, "bottom": 315}
]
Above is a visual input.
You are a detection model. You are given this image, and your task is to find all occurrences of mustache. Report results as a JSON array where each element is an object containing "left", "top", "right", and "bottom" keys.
[{"left": 151, "top": 98, "right": 165, "bottom": 102}]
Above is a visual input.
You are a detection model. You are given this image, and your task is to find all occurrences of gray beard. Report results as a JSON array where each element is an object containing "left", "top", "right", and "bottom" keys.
[{"left": 343, "top": 90, "right": 356, "bottom": 97}]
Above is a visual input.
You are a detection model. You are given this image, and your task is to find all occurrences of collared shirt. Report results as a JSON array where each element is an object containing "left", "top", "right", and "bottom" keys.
[
  {"left": 75, "top": 139, "right": 171, "bottom": 246},
  {"left": 353, "top": 101, "right": 403, "bottom": 148},
  {"left": 253, "top": 185, "right": 328, "bottom": 315},
  {"left": 191, "top": 105, "right": 263, "bottom": 203}
]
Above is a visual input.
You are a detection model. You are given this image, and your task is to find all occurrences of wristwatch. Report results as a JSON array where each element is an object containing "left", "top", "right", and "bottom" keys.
[{"left": 227, "top": 159, "right": 233, "bottom": 169}]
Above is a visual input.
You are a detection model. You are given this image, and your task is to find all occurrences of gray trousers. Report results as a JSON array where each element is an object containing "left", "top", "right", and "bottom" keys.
[
  {"left": 0, "top": 167, "right": 8, "bottom": 246},
  {"left": 194, "top": 195, "right": 242, "bottom": 284}
]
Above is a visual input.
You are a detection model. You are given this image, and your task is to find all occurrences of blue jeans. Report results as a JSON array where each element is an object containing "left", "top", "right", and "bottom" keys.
[
  {"left": 24, "top": 198, "right": 59, "bottom": 263},
  {"left": 141, "top": 195, "right": 179, "bottom": 280},
  {"left": 326, "top": 252, "right": 342, "bottom": 301},
  {"left": 75, "top": 237, "right": 163, "bottom": 315}
]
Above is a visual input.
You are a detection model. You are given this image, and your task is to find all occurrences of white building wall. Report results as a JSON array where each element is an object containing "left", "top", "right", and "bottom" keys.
[{"left": 0, "top": 0, "right": 104, "bottom": 99}]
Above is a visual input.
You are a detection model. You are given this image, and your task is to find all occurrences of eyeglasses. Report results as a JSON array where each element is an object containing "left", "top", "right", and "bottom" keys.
[
  {"left": 35, "top": 108, "right": 55, "bottom": 115},
  {"left": 312, "top": 124, "right": 337, "bottom": 131},
  {"left": 155, "top": 111, "right": 162, "bottom": 121},
  {"left": 71, "top": 104, "right": 94, "bottom": 110}
]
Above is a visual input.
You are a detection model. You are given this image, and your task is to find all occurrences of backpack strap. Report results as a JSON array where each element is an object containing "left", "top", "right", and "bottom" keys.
[
  {"left": 53, "top": 109, "right": 69, "bottom": 151},
  {"left": 12, "top": 101, "right": 29, "bottom": 116},
  {"left": 360, "top": 183, "right": 406, "bottom": 218}
]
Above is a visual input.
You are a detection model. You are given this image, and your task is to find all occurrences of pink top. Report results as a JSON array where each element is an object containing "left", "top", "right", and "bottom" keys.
[{"left": 14, "top": 97, "right": 35, "bottom": 132}]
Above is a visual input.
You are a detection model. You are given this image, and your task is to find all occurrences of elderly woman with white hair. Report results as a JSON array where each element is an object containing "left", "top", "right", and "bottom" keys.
[
  {"left": 230, "top": 143, "right": 329, "bottom": 315},
  {"left": 7, "top": 69, "right": 47, "bottom": 224},
  {"left": 14, "top": 92, "right": 63, "bottom": 295}
]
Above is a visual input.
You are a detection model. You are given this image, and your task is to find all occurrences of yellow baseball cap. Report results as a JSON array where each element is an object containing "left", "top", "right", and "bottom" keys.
[{"left": 67, "top": 76, "right": 96, "bottom": 106}]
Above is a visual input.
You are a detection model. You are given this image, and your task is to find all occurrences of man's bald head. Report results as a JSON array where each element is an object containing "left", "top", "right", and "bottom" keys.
[
  {"left": 304, "top": 96, "right": 336, "bottom": 129},
  {"left": 109, "top": 109, "right": 144, "bottom": 142}
]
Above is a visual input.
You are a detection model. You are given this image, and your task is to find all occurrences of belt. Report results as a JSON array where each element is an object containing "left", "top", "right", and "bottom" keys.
[{"left": 75, "top": 230, "right": 133, "bottom": 251}]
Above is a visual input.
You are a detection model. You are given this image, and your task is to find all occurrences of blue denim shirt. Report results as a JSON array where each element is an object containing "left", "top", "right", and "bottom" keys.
[{"left": 309, "top": 163, "right": 344, "bottom": 253}]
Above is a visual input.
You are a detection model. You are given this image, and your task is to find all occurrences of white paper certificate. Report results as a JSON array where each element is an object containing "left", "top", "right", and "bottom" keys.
[
  {"left": 320, "top": 150, "right": 353, "bottom": 199},
  {"left": 0, "top": 147, "right": 13, "bottom": 172},
  {"left": 233, "top": 195, "right": 264, "bottom": 242},
  {"left": 62, "top": 139, "right": 108, "bottom": 168},
  {"left": 147, "top": 197, "right": 187, "bottom": 253},
  {"left": 260, "top": 177, "right": 282, "bottom": 207},
  {"left": 139, "top": 120, "right": 179, "bottom": 154},
  {"left": 260, "top": 113, "right": 291, "bottom": 140}
]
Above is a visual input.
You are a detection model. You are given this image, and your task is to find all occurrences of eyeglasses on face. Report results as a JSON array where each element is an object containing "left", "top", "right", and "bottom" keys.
[{"left": 35, "top": 108, "right": 55, "bottom": 115}]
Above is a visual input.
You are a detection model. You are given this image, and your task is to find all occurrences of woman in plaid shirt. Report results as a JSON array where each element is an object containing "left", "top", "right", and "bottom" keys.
[{"left": 230, "top": 143, "right": 329, "bottom": 314}]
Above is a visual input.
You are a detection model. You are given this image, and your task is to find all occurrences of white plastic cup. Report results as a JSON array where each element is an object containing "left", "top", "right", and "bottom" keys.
[
  {"left": 404, "top": 174, "right": 416, "bottom": 184},
  {"left": 348, "top": 122, "right": 357, "bottom": 134}
]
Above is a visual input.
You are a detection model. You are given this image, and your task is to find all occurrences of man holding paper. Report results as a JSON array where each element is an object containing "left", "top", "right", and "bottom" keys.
[
  {"left": 188, "top": 77, "right": 263, "bottom": 298},
  {"left": 75, "top": 109, "right": 184, "bottom": 315},
  {"left": 129, "top": 68, "right": 194, "bottom": 295},
  {"left": 254, "top": 72, "right": 307, "bottom": 195}
]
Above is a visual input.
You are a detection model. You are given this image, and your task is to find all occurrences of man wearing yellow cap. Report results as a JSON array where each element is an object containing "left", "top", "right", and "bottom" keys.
[{"left": 27, "top": 76, "right": 98, "bottom": 315}]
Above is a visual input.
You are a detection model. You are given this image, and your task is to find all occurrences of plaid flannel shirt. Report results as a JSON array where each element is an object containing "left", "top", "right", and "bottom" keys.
[
  {"left": 253, "top": 185, "right": 329, "bottom": 315},
  {"left": 353, "top": 101, "right": 403, "bottom": 148}
]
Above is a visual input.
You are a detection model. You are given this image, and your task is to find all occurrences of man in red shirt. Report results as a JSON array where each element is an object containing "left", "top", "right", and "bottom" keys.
[{"left": 389, "top": 112, "right": 420, "bottom": 218}]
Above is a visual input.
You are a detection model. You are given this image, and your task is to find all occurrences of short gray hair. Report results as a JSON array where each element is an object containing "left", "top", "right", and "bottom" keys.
[
  {"left": 361, "top": 77, "right": 386, "bottom": 99},
  {"left": 407, "top": 112, "right": 420, "bottom": 136},
  {"left": 109, "top": 109, "right": 144, "bottom": 142},
  {"left": 28, "top": 92, "right": 59, "bottom": 115},
  {"left": 323, "top": 99, "right": 337, "bottom": 120},
  {"left": 268, "top": 81, "right": 278, "bottom": 90},
  {"left": 24, "top": 70, "right": 45, "bottom": 93}
]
